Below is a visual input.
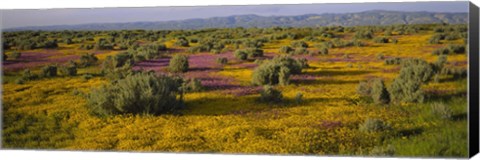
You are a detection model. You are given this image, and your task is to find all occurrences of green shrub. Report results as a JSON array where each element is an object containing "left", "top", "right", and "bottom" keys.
[
  {"left": 290, "top": 41, "right": 309, "bottom": 48},
  {"left": 356, "top": 80, "right": 372, "bottom": 96},
  {"left": 259, "top": 85, "right": 283, "bottom": 103},
  {"left": 279, "top": 46, "right": 293, "bottom": 54},
  {"left": 389, "top": 59, "right": 433, "bottom": 103},
  {"left": 447, "top": 44, "right": 466, "bottom": 54},
  {"left": 293, "top": 47, "right": 307, "bottom": 55},
  {"left": 245, "top": 48, "right": 264, "bottom": 59},
  {"left": 169, "top": 54, "right": 189, "bottom": 73},
  {"left": 431, "top": 102, "right": 452, "bottom": 119},
  {"left": 371, "top": 79, "right": 390, "bottom": 105},
  {"left": 174, "top": 37, "right": 189, "bottom": 47},
  {"left": 86, "top": 72, "right": 183, "bottom": 116},
  {"left": 384, "top": 57, "right": 402, "bottom": 65},
  {"left": 432, "top": 47, "right": 450, "bottom": 55},
  {"left": 41, "top": 65, "right": 57, "bottom": 77},
  {"left": 11, "top": 51, "right": 21, "bottom": 60},
  {"left": 59, "top": 65, "right": 77, "bottom": 76},
  {"left": 101, "top": 54, "right": 134, "bottom": 80},
  {"left": 373, "top": 37, "right": 389, "bottom": 43},
  {"left": 78, "top": 53, "right": 98, "bottom": 67},
  {"left": 21, "top": 69, "right": 38, "bottom": 81},
  {"left": 319, "top": 47, "right": 328, "bottom": 55},
  {"left": 359, "top": 118, "right": 390, "bottom": 132},
  {"left": 216, "top": 57, "right": 228, "bottom": 65},
  {"left": 354, "top": 30, "right": 373, "bottom": 39},
  {"left": 234, "top": 50, "right": 248, "bottom": 61}
]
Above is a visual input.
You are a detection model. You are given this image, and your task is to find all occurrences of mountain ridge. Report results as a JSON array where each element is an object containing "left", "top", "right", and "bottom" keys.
[{"left": 3, "top": 10, "right": 468, "bottom": 31}]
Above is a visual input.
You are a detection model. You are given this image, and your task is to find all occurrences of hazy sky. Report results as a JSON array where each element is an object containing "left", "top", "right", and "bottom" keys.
[{"left": 1, "top": 1, "right": 469, "bottom": 29}]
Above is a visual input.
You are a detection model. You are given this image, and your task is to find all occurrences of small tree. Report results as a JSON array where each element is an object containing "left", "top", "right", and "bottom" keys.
[{"left": 169, "top": 54, "right": 189, "bottom": 73}]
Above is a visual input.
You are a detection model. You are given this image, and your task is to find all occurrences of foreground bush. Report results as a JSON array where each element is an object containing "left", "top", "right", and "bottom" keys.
[
  {"left": 86, "top": 72, "right": 183, "bottom": 116},
  {"left": 389, "top": 59, "right": 433, "bottom": 103},
  {"left": 169, "top": 54, "right": 189, "bottom": 73}
]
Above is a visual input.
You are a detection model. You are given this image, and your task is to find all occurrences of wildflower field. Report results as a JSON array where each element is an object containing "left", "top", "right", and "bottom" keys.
[{"left": 1, "top": 24, "right": 469, "bottom": 157}]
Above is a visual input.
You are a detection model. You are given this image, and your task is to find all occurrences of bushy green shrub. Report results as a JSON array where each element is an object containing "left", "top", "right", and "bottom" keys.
[
  {"left": 430, "top": 102, "right": 452, "bottom": 119},
  {"left": 21, "top": 69, "right": 39, "bottom": 81},
  {"left": 11, "top": 51, "right": 21, "bottom": 60},
  {"left": 95, "top": 38, "right": 113, "bottom": 50},
  {"left": 86, "top": 72, "right": 183, "bottom": 116},
  {"left": 245, "top": 48, "right": 264, "bottom": 59},
  {"left": 293, "top": 47, "right": 308, "bottom": 55},
  {"left": 373, "top": 37, "right": 389, "bottom": 43},
  {"left": 389, "top": 59, "right": 433, "bottom": 103},
  {"left": 169, "top": 54, "right": 189, "bottom": 73},
  {"left": 251, "top": 56, "right": 306, "bottom": 86},
  {"left": 78, "top": 53, "right": 98, "bottom": 67},
  {"left": 354, "top": 30, "right": 373, "bottom": 39},
  {"left": 432, "top": 47, "right": 450, "bottom": 55},
  {"left": 384, "top": 57, "right": 402, "bottom": 65},
  {"left": 174, "top": 37, "right": 189, "bottom": 47},
  {"left": 41, "top": 65, "right": 57, "bottom": 77},
  {"left": 259, "top": 85, "right": 283, "bottom": 103},
  {"left": 371, "top": 79, "right": 390, "bottom": 105},
  {"left": 290, "top": 41, "right": 309, "bottom": 48},
  {"left": 101, "top": 53, "right": 134, "bottom": 80},
  {"left": 136, "top": 43, "right": 168, "bottom": 60},
  {"left": 319, "top": 47, "right": 328, "bottom": 55},
  {"left": 234, "top": 50, "right": 248, "bottom": 61},
  {"left": 446, "top": 44, "right": 466, "bottom": 54},
  {"left": 359, "top": 118, "right": 390, "bottom": 132},
  {"left": 356, "top": 80, "right": 372, "bottom": 96},
  {"left": 216, "top": 57, "right": 228, "bottom": 65},
  {"left": 59, "top": 65, "right": 77, "bottom": 76},
  {"left": 279, "top": 46, "right": 293, "bottom": 54}
]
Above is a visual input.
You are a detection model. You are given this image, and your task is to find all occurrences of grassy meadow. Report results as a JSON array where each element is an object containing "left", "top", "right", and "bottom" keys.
[{"left": 1, "top": 24, "right": 469, "bottom": 157}]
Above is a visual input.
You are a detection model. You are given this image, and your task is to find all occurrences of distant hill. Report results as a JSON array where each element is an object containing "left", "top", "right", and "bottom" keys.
[{"left": 4, "top": 10, "right": 468, "bottom": 31}]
